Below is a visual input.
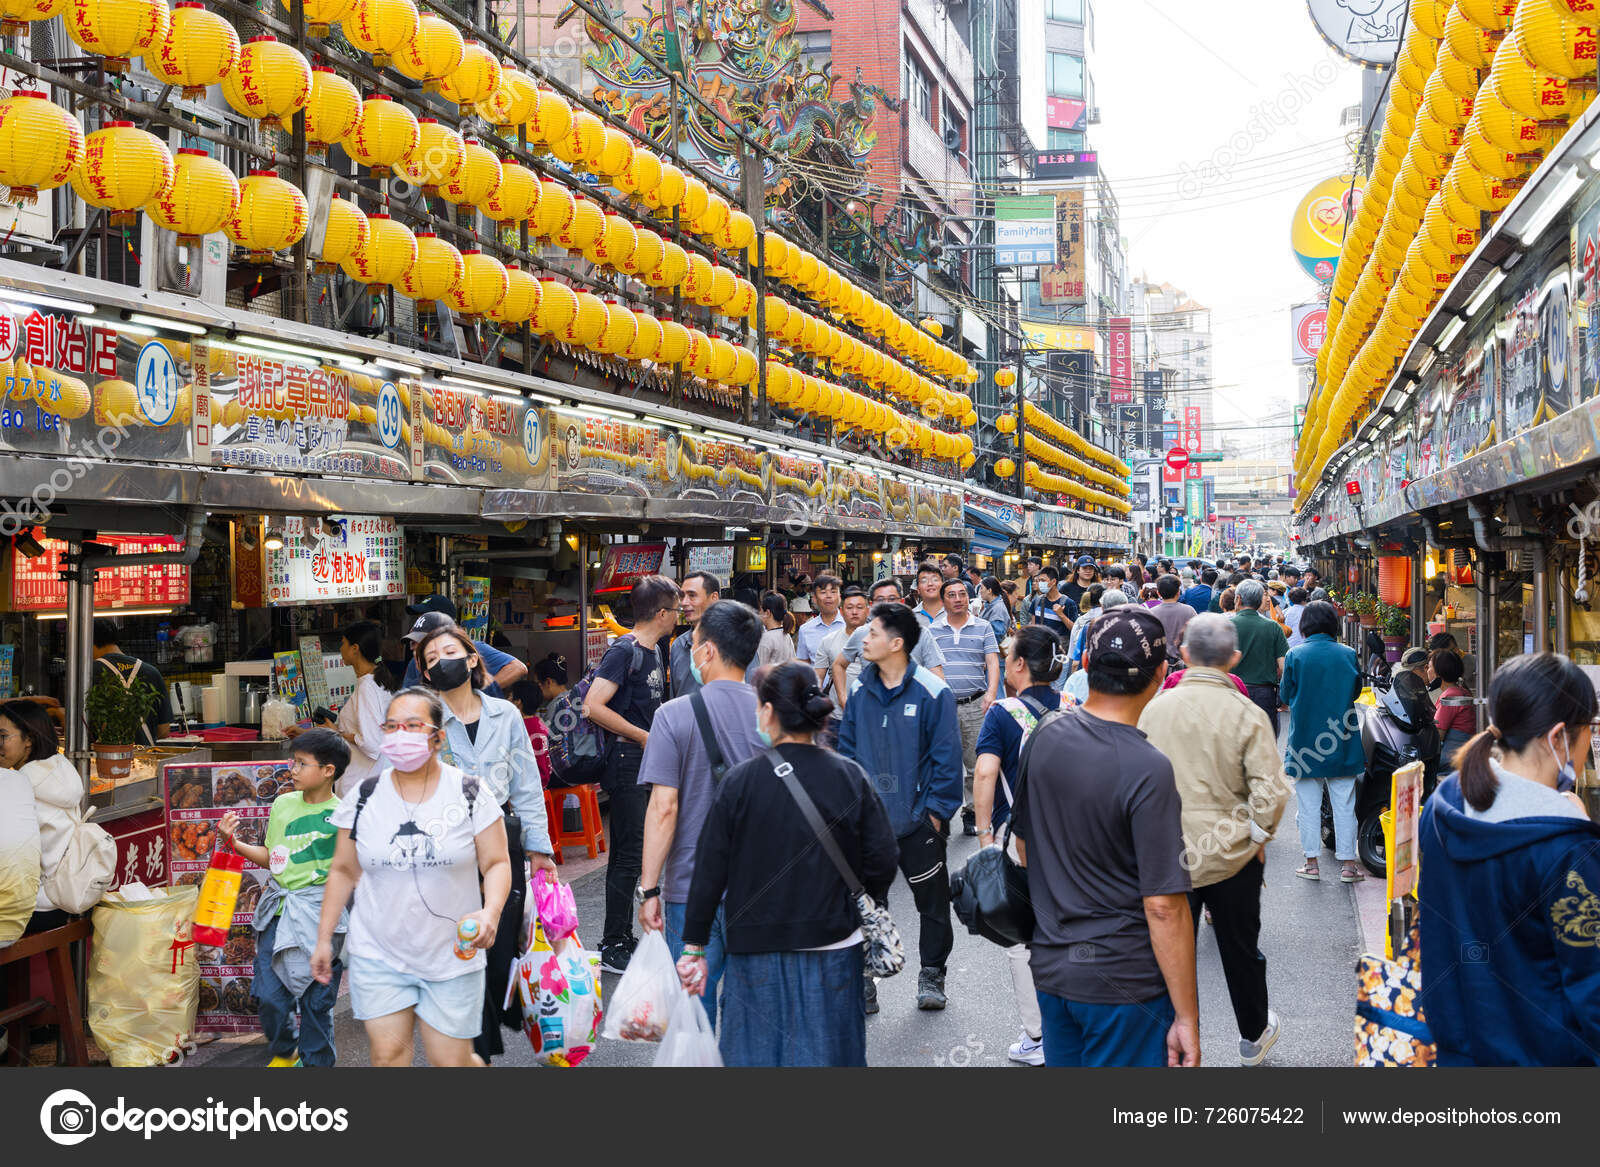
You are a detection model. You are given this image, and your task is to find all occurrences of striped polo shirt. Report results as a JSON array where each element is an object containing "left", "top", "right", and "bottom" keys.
[{"left": 929, "top": 612, "right": 999, "bottom": 699}]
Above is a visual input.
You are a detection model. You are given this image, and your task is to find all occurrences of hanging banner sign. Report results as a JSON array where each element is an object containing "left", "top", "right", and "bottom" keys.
[
  {"left": 263, "top": 515, "right": 405, "bottom": 605},
  {"left": 11, "top": 535, "right": 190, "bottom": 612},
  {"left": 596, "top": 541, "right": 668, "bottom": 593},
  {"left": 1109, "top": 317, "right": 1132, "bottom": 403},
  {"left": 1040, "top": 191, "right": 1086, "bottom": 306}
]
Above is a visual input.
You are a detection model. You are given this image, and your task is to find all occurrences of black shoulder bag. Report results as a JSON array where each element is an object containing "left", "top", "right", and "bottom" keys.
[
  {"left": 949, "top": 708, "right": 1068, "bottom": 949},
  {"left": 689, "top": 690, "right": 730, "bottom": 786},
  {"left": 765, "top": 749, "right": 904, "bottom": 979}
]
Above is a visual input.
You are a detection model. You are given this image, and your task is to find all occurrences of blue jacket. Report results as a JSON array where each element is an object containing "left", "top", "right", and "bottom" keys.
[
  {"left": 1180, "top": 583, "right": 1213, "bottom": 615},
  {"left": 838, "top": 661, "right": 963, "bottom": 838},
  {"left": 1279, "top": 633, "right": 1365, "bottom": 779},
  {"left": 1420, "top": 776, "right": 1600, "bottom": 1065}
]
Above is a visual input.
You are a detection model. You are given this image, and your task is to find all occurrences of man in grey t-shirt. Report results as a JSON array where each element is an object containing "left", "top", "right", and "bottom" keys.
[
  {"left": 831, "top": 578, "right": 945, "bottom": 710},
  {"left": 637, "top": 600, "right": 764, "bottom": 1028}
]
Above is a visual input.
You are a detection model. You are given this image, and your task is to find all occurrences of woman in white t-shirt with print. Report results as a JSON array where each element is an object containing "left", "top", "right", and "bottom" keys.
[{"left": 311, "top": 687, "right": 510, "bottom": 1067}]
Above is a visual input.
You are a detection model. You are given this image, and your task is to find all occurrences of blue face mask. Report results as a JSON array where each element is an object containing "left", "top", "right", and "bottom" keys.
[
  {"left": 689, "top": 646, "right": 705, "bottom": 687},
  {"left": 1550, "top": 730, "right": 1578, "bottom": 793},
  {"left": 756, "top": 712, "right": 771, "bottom": 747}
]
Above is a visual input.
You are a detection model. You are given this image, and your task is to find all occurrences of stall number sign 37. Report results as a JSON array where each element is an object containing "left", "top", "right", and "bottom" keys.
[{"left": 135, "top": 341, "right": 179, "bottom": 426}]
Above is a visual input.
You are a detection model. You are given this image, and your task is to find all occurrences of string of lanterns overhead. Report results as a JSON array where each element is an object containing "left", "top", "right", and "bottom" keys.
[{"left": 1296, "top": 0, "right": 1597, "bottom": 509}]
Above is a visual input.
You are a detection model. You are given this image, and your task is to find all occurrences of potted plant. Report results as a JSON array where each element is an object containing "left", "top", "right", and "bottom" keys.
[
  {"left": 85, "top": 668, "right": 158, "bottom": 791},
  {"left": 1353, "top": 592, "right": 1379, "bottom": 628},
  {"left": 1380, "top": 602, "right": 1410, "bottom": 661}
]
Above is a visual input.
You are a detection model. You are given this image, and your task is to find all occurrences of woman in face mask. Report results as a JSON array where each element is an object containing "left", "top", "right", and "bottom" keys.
[
  {"left": 412, "top": 625, "right": 555, "bottom": 1065},
  {"left": 1419, "top": 652, "right": 1600, "bottom": 1065},
  {"left": 675, "top": 662, "right": 899, "bottom": 1066},
  {"left": 310, "top": 688, "right": 510, "bottom": 1066}
]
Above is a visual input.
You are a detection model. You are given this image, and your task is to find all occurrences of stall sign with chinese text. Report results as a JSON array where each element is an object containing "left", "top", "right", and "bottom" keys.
[
  {"left": 11, "top": 536, "right": 190, "bottom": 611},
  {"left": 264, "top": 515, "right": 404, "bottom": 604}
]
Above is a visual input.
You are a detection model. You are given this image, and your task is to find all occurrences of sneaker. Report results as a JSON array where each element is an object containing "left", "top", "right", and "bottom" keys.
[
  {"left": 863, "top": 975, "right": 879, "bottom": 1015},
  {"left": 267, "top": 1054, "right": 302, "bottom": 1068},
  {"left": 599, "top": 941, "right": 634, "bottom": 975},
  {"left": 916, "top": 967, "right": 947, "bottom": 1010},
  {"left": 1007, "top": 1030, "right": 1045, "bottom": 1066},
  {"left": 1239, "top": 1009, "right": 1280, "bottom": 1066}
]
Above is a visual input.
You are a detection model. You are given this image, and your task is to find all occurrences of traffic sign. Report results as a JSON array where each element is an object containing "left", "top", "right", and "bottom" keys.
[{"left": 1165, "top": 446, "right": 1189, "bottom": 472}]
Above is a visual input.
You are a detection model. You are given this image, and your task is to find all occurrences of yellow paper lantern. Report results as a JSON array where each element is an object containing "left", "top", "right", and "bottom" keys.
[
  {"left": 312, "top": 195, "right": 367, "bottom": 272},
  {"left": 479, "top": 66, "right": 536, "bottom": 127},
  {"left": 346, "top": 93, "right": 420, "bottom": 178},
  {"left": 398, "top": 117, "right": 465, "bottom": 193},
  {"left": 226, "top": 169, "right": 309, "bottom": 262},
  {"left": 339, "top": 211, "right": 414, "bottom": 290},
  {"left": 596, "top": 124, "right": 635, "bottom": 178},
  {"left": 1445, "top": 5, "right": 1503, "bottom": 68},
  {"left": 393, "top": 11, "right": 462, "bottom": 93},
  {"left": 0, "top": 0, "right": 65, "bottom": 37},
  {"left": 563, "top": 291, "right": 608, "bottom": 347},
  {"left": 344, "top": 0, "right": 418, "bottom": 67},
  {"left": 995, "top": 367, "right": 1016, "bottom": 388},
  {"left": 679, "top": 175, "right": 709, "bottom": 223},
  {"left": 220, "top": 34, "right": 311, "bottom": 130},
  {"left": 616, "top": 147, "right": 662, "bottom": 198},
  {"left": 723, "top": 276, "right": 757, "bottom": 320},
  {"left": 277, "top": 0, "right": 352, "bottom": 36},
  {"left": 303, "top": 67, "right": 360, "bottom": 154},
  {"left": 533, "top": 278, "right": 578, "bottom": 336},
  {"left": 65, "top": 0, "right": 169, "bottom": 73},
  {"left": 647, "top": 161, "right": 686, "bottom": 211},
  {"left": 620, "top": 226, "right": 665, "bottom": 278},
  {"left": 553, "top": 194, "right": 604, "bottom": 251},
  {"left": 657, "top": 317, "right": 690, "bottom": 366},
  {"left": 707, "top": 336, "right": 738, "bottom": 381},
  {"left": 693, "top": 192, "right": 729, "bottom": 238},
  {"left": 626, "top": 309, "right": 663, "bottom": 361},
  {"left": 591, "top": 299, "right": 638, "bottom": 356},
  {"left": 551, "top": 108, "right": 606, "bottom": 168},
  {"left": 489, "top": 264, "right": 539, "bottom": 326},
  {"left": 397, "top": 231, "right": 463, "bottom": 304},
  {"left": 148, "top": 3, "right": 238, "bottom": 99},
  {"left": 146, "top": 147, "right": 237, "bottom": 246},
  {"left": 995, "top": 457, "right": 1016, "bottom": 478},
  {"left": 645, "top": 240, "right": 689, "bottom": 289},
  {"left": 440, "top": 39, "right": 501, "bottom": 106},
  {"left": 529, "top": 178, "right": 576, "bottom": 239},
  {"left": 763, "top": 295, "right": 791, "bottom": 336},
  {"left": 682, "top": 252, "right": 714, "bottom": 302},
  {"left": 717, "top": 208, "right": 755, "bottom": 252},
  {"left": 1515, "top": 2, "right": 1599, "bottom": 79},
  {"left": 526, "top": 86, "right": 572, "bottom": 148},
  {"left": 583, "top": 209, "right": 637, "bottom": 270},
  {"left": 75, "top": 121, "right": 173, "bottom": 224},
  {"left": 995, "top": 412, "right": 1016, "bottom": 433},
  {"left": 482, "top": 158, "right": 539, "bottom": 223},
  {"left": 0, "top": 91, "right": 83, "bottom": 202},
  {"left": 448, "top": 249, "right": 508, "bottom": 319},
  {"left": 1491, "top": 39, "right": 1580, "bottom": 121},
  {"left": 439, "top": 138, "right": 501, "bottom": 205}
]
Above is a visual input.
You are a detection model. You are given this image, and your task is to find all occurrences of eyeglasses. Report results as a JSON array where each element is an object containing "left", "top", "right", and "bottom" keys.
[{"left": 381, "top": 720, "right": 439, "bottom": 733}]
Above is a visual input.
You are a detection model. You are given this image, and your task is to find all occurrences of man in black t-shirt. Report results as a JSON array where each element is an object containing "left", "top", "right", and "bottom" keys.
[
  {"left": 583, "top": 574, "right": 678, "bottom": 973},
  {"left": 1013, "top": 606, "right": 1199, "bottom": 1068},
  {"left": 92, "top": 619, "right": 173, "bottom": 742}
]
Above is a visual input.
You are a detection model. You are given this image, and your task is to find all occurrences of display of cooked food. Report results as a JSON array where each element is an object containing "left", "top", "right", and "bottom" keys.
[
  {"left": 169, "top": 774, "right": 211, "bottom": 810},
  {"left": 233, "top": 818, "right": 264, "bottom": 847},
  {"left": 171, "top": 820, "right": 217, "bottom": 861},
  {"left": 213, "top": 769, "right": 258, "bottom": 806},
  {"left": 198, "top": 979, "right": 221, "bottom": 1013},
  {"left": 221, "top": 978, "right": 255, "bottom": 1015},
  {"left": 254, "top": 778, "right": 280, "bottom": 800},
  {"left": 236, "top": 877, "right": 264, "bottom": 914},
  {"left": 220, "top": 924, "right": 255, "bottom": 966}
]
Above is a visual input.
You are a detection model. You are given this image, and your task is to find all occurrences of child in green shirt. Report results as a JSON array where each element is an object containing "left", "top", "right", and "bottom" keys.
[{"left": 220, "top": 728, "right": 349, "bottom": 1067}]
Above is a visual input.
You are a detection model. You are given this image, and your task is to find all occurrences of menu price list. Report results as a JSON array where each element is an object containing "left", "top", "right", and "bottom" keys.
[{"left": 12, "top": 536, "right": 191, "bottom": 611}]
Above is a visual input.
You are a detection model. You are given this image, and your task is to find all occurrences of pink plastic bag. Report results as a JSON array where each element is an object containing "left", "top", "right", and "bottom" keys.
[{"left": 533, "top": 869, "right": 579, "bottom": 940}]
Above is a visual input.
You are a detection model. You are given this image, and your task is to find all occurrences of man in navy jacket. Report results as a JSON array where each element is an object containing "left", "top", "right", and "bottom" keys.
[{"left": 840, "top": 602, "right": 964, "bottom": 1013}]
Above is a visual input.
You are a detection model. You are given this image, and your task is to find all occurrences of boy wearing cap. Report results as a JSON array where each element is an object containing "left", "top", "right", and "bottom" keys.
[{"left": 1011, "top": 607, "right": 1199, "bottom": 1067}]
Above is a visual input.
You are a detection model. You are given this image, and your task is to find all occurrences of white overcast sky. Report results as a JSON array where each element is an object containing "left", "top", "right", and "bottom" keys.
[{"left": 1090, "top": 0, "right": 1364, "bottom": 438}]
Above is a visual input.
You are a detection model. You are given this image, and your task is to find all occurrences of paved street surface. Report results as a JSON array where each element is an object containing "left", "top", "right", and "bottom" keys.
[{"left": 202, "top": 795, "right": 1367, "bottom": 1069}]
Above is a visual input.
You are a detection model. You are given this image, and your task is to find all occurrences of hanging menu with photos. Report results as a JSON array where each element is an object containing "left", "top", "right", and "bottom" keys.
[
  {"left": 11, "top": 536, "right": 191, "bottom": 612},
  {"left": 263, "top": 515, "right": 404, "bottom": 604}
]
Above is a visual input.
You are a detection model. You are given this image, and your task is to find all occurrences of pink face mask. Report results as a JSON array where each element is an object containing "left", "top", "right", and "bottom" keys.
[{"left": 380, "top": 729, "right": 434, "bottom": 772}]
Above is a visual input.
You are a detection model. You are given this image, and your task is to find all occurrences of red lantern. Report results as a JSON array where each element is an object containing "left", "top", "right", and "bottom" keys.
[{"left": 1377, "top": 556, "right": 1411, "bottom": 608}]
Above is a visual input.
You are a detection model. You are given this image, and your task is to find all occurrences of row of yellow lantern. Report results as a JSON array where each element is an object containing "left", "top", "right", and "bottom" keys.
[
  {"left": 1298, "top": 0, "right": 1598, "bottom": 506},
  {"left": 766, "top": 362, "right": 975, "bottom": 464},
  {"left": 991, "top": 456, "right": 1131, "bottom": 515},
  {"left": 987, "top": 374, "right": 1130, "bottom": 481},
  {"left": 1014, "top": 430, "right": 1129, "bottom": 496}
]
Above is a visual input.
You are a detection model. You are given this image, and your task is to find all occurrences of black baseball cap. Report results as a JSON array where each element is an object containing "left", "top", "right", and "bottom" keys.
[
  {"left": 403, "top": 611, "right": 453, "bottom": 643},
  {"left": 406, "top": 594, "right": 457, "bottom": 619},
  {"left": 1085, "top": 607, "right": 1166, "bottom": 676}
]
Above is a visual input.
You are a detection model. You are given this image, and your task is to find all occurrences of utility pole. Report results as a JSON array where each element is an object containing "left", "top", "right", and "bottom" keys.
[{"left": 1014, "top": 342, "right": 1026, "bottom": 503}]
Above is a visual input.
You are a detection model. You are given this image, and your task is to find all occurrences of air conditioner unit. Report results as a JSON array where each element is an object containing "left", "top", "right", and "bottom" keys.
[
  {"left": 1085, "top": 106, "right": 1102, "bottom": 124},
  {"left": 943, "top": 126, "right": 962, "bottom": 151}
]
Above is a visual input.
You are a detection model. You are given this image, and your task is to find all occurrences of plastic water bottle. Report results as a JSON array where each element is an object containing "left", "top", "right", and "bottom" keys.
[{"left": 454, "top": 916, "right": 480, "bottom": 960}]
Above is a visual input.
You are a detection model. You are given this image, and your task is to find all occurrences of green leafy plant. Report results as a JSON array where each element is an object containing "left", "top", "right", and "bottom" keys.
[
  {"left": 1380, "top": 602, "right": 1411, "bottom": 639},
  {"left": 1349, "top": 592, "right": 1379, "bottom": 619},
  {"left": 85, "top": 670, "right": 158, "bottom": 745}
]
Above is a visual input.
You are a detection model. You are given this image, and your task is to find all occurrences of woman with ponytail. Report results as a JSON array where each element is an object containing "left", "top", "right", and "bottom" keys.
[
  {"left": 675, "top": 661, "right": 898, "bottom": 1066},
  {"left": 1420, "top": 652, "right": 1600, "bottom": 1065},
  {"left": 757, "top": 592, "right": 796, "bottom": 667}
]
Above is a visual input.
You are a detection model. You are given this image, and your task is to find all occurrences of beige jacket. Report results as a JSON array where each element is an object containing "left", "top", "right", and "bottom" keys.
[{"left": 1137, "top": 666, "right": 1290, "bottom": 888}]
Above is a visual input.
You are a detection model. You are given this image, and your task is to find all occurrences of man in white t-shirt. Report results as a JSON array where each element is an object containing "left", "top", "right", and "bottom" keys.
[
  {"left": 794, "top": 573, "right": 845, "bottom": 673},
  {"left": 832, "top": 579, "right": 946, "bottom": 712},
  {"left": 816, "top": 586, "right": 870, "bottom": 747}
]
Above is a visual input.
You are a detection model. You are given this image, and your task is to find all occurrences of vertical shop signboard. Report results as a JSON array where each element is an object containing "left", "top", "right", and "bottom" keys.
[
  {"left": 272, "top": 650, "right": 309, "bottom": 718},
  {"left": 1108, "top": 317, "right": 1132, "bottom": 403},
  {"left": 1182, "top": 405, "right": 1204, "bottom": 455},
  {"left": 231, "top": 519, "right": 265, "bottom": 609},
  {"left": 0, "top": 644, "right": 13, "bottom": 697},
  {"left": 298, "top": 634, "right": 331, "bottom": 716},
  {"left": 165, "top": 760, "right": 290, "bottom": 1033}
]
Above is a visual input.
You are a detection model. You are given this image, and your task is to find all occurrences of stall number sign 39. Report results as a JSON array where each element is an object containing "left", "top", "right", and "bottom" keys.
[
  {"left": 376, "top": 382, "right": 403, "bottom": 449},
  {"left": 136, "top": 341, "right": 179, "bottom": 426}
]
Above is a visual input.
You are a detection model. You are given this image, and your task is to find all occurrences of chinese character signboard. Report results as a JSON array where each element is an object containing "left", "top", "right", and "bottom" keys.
[
  {"left": 551, "top": 408, "right": 669, "bottom": 496},
  {"left": 421, "top": 383, "right": 550, "bottom": 488},
  {"left": 595, "top": 541, "right": 668, "bottom": 593},
  {"left": 995, "top": 197, "right": 1057, "bottom": 267},
  {"left": 1040, "top": 191, "right": 1085, "bottom": 305},
  {"left": 1109, "top": 317, "right": 1133, "bottom": 403},
  {"left": 685, "top": 544, "right": 735, "bottom": 580},
  {"left": 263, "top": 515, "right": 404, "bottom": 604},
  {"left": 1183, "top": 405, "right": 1204, "bottom": 454},
  {"left": 1291, "top": 303, "right": 1328, "bottom": 364},
  {"left": 1032, "top": 150, "right": 1099, "bottom": 179},
  {"left": 11, "top": 535, "right": 191, "bottom": 611},
  {"left": 1049, "top": 350, "right": 1094, "bottom": 416},
  {"left": 165, "top": 760, "right": 290, "bottom": 1033}
]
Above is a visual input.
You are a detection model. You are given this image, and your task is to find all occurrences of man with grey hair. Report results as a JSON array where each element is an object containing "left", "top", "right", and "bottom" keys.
[
  {"left": 1230, "top": 579, "right": 1289, "bottom": 735},
  {"left": 1138, "top": 613, "right": 1289, "bottom": 1065}
]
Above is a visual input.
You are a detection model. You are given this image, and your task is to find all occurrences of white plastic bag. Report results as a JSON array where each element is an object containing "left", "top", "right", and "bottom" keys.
[
  {"left": 653, "top": 992, "right": 722, "bottom": 1067},
  {"left": 600, "top": 929, "right": 680, "bottom": 1042}
]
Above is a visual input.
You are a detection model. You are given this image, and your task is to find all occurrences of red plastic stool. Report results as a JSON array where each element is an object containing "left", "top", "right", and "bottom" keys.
[{"left": 545, "top": 783, "right": 606, "bottom": 861}]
